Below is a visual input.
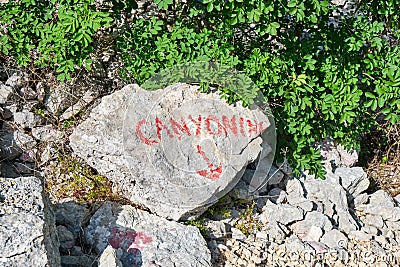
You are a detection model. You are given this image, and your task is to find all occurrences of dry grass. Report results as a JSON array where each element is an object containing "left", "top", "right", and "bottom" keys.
[{"left": 365, "top": 122, "right": 400, "bottom": 197}]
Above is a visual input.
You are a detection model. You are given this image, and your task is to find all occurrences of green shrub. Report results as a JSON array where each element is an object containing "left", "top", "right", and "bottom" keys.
[
  {"left": 1, "top": 0, "right": 399, "bottom": 178},
  {"left": 117, "top": 0, "right": 399, "bottom": 178},
  {"left": 0, "top": 0, "right": 112, "bottom": 82}
]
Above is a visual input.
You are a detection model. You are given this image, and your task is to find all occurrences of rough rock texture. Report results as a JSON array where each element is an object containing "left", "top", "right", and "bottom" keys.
[
  {"left": 0, "top": 83, "right": 12, "bottom": 104},
  {"left": 70, "top": 83, "right": 273, "bottom": 220},
  {"left": 301, "top": 172, "right": 360, "bottom": 234},
  {"left": 85, "top": 201, "right": 211, "bottom": 266},
  {"left": 0, "top": 177, "right": 61, "bottom": 266}
]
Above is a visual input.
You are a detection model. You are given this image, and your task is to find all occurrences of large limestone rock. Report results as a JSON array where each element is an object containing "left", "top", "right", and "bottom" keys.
[
  {"left": 70, "top": 83, "right": 273, "bottom": 220},
  {"left": 0, "top": 177, "right": 61, "bottom": 266},
  {"left": 85, "top": 201, "right": 211, "bottom": 266}
]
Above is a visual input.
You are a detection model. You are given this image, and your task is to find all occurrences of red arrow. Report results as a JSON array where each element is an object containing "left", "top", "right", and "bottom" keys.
[{"left": 196, "top": 145, "right": 222, "bottom": 181}]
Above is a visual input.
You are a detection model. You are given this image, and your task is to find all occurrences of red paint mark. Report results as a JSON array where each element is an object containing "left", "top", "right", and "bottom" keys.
[
  {"left": 239, "top": 117, "right": 246, "bottom": 137},
  {"left": 128, "top": 232, "right": 153, "bottom": 251},
  {"left": 170, "top": 117, "right": 191, "bottom": 140},
  {"left": 196, "top": 145, "right": 222, "bottom": 180},
  {"left": 156, "top": 117, "right": 174, "bottom": 140},
  {"left": 189, "top": 115, "right": 202, "bottom": 136},
  {"left": 136, "top": 115, "right": 269, "bottom": 146},
  {"left": 136, "top": 119, "right": 159, "bottom": 145},
  {"left": 222, "top": 115, "right": 237, "bottom": 136},
  {"left": 247, "top": 119, "right": 259, "bottom": 137},
  {"left": 108, "top": 227, "right": 152, "bottom": 253},
  {"left": 205, "top": 115, "right": 223, "bottom": 135}
]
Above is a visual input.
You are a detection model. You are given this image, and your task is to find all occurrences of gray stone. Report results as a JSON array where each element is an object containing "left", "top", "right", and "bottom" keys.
[
  {"left": 291, "top": 211, "right": 333, "bottom": 234},
  {"left": 302, "top": 172, "right": 359, "bottom": 233},
  {"left": 204, "top": 219, "right": 229, "bottom": 239},
  {"left": 5, "top": 74, "right": 24, "bottom": 88},
  {"left": 57, "top": 225, "right": 75, "bottom": 253},
  {"left": 98, "top": 245, "right": 123, "bottom": 267},
  {"left": 32, "top": 125, "right": 61, "bottom": 142},
  {"left": 302, "top": 225, "right": 323, "bottom": 242},
  {"left": 44, "top": 84, "right": 76, "bottom": 115},
  {"left": 84, "top": 201, "right": 211, "bottom": 266},
  {"left": 70, "top": 84, "right": 273, "bottom": 220},
  {"left": 361, "top": 214, "right": 384, "bottom": 229},
  {"left": 259, "top": 201, "right": 304, "bottom": 225},
  {"left": 394, "top": 194, "right": 400, "bottom": 205},
  {"left": 61, "top": 255, "right": 94, "bottom": 267},
  {"left": 260, "top": 221, "right": 288, "bottom": 241},
  {"left": 13, "top": 111, "right": 42, "bottom": 129},
  {"left": 354, "top": 193, "right": 369, "bottom": 207},
  {"left": 0, "top": 83, "right": 12, "bottom": 104},
  {"left": 13, "top": 162, "right": 34, "bottom": 174},
  {"left": 0, "top": 177, "right": 60, "bottom": 266},
  {"left": 231, "top": 227, "right": 246, "bottom": 241},
  {"left": 267, "top": 188, "right": 287, "bottom": 204},
  {"left": 320, "top": 229, "right": 348, "bottom": 249},
  {"left": 285, "top": 236, "right": 310, "bottom": 253},
  {"left": 357, "top": 190, "right": 400, "bottom": 221},
  {"left": 335, "top": 167, "right": 369, "bottom": 198},
  {"left": 14, "top": 130, "right": 36, "bottom": 150},
  {"left": 348, "top": 230, "right": 372, "bottom": 242},
  {"left": 265, "top": 165, "right": 284, "bottom": 185},
  {"left": 285, "top": 178, "right": 314, "bottom": 212},
  {"left": 385, "top": 221, "right": 400, "bottom": 231},
  {"left": 0, "top": 133, "right": 22, "bottom": 160},
  {"left": 2, "top": 104, "right": 17, "bottom": 119},
  {"left": 362, "top": 225, "right": 378, "bottom": 235},
  {"left": 20, "top": 87, "right": 37, "bottom": 100},
  {"left": 55, "top": 201, "right": 89, "bottom": 239},
  {"left": 319, "top": 139, "right": 359, "bottom": 171},
  {"left": 60, "top": 90, "right": 95, "bottom": 121}
]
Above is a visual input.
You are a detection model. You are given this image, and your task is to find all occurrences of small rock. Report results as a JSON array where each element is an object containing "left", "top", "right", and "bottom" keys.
[
  {"left": 60, "top": 90, "right": 95, "bottom": 121},
  {"left": 0, "top": 83, "right": 12, "bottom": 104},
  {"left": 301, "top": 225, "right": 323, "bottom": 242},
  {"left": 291, "top": 211, "right": 333, "bottom": 235},
  {"left": 348, "top": 230, "right": 372, "bottom": 242},
  {"left": 285, "top": 235, "right": 310, "bottom": 253},
  {"left": 20, "top": 87, "right": 37, "bottom": 100},
  {"left": 13, "top": 162, "right": 34, "bottom": 174},
  {"left": 358, "top": 190, "right": 400, "bottom": 221},
  {"left": 32, "top": 125, "right": 61, "bottom": 142},
  {"left": 385, "top": 221, "right": 400, "bottom": 231},
  {"left": 57, "top": 225, "right": 75, "bottom": 253},
  {"left": 0, "top": 133, "right": 22, "bottom": 160},
  {"left": 2, "top": 104, "right": 17, "bottom": 119},
  {"left": 266, "top": 165, "right": 285, "bottom": 185},
  {"left": 5, "top": 74, "right": 24, "bottom": 88},
  {"left": 55, "top": 201, "right": 89, "bottom": 239},
  {"left": 98, "top": 245, "right": 123, "bottom": 267},
  {"left": 374, "top": 235, "right": 388, "bottom": 247},
  {"left": 61, "top": 255, "right": 95, "bottom": 267},
  {"left": 335, "top": 167, "right": 369, "bottom": 199},
  {"left": 305, "top": 241, "right": 329, "bottom": 253},
  {"left": 44, "top": 84, "right": 76, "bottom": 115},
  {"left": 320, "top": 229, "right": 348, "bottom": 249},
  {"left": 205, "top": 219, "right": 229, "bottom": 239},
  {"left": 361, "top": 214, "right": 384, "bottom": 229},
  {"left": 260, "top": 201, "right": 304, "bottom": 225},
  {"left": 353, "top": 193, "right": 369, "bottom": 207},
  {"left": 85, "top": 201, "right": 211, "bottom": 266},
  {"left": 231, "top": 227, "right": 246, "bottom": 241},
  {"left": 260, "top": 221, "right": 288, "bottom": 241},
  {"left": 363, "top": 225, "right": 379, "bottom": 235},
  {"left": 267, "top": 188, "right": 287, "bottom": 204},
  {"left": 14, "top": 130, "right": 36, "bottom": 150}
]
